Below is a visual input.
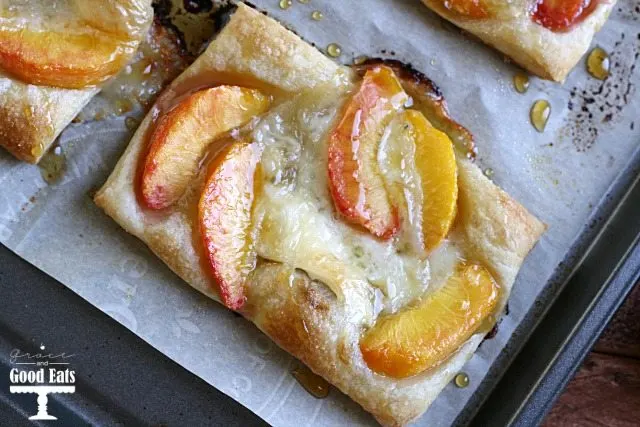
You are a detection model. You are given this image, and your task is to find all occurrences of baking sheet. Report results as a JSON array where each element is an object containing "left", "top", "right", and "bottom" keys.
[{"left": 1, "top": 1, "right": 639, "bottom": 425}]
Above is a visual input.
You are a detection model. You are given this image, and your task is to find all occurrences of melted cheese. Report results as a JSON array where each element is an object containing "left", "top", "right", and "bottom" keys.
[
  {"left": 378, "top": 114, "right": 425, "bottom": 256},
  {"left": 250, "top": 79, "right": 462, "bottom": 316}
]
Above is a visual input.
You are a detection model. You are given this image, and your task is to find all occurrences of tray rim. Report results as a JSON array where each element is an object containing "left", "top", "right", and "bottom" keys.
[
  {"left": 461, "top": 147, "right": 640, "bottom": 426},
  {"left": 0, "top": 243, "right": 269, "bottom": 427}
]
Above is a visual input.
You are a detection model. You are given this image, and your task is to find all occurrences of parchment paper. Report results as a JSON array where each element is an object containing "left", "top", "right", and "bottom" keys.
[{"left": 1, "top": 1, "right": 639, "bottom": 425}]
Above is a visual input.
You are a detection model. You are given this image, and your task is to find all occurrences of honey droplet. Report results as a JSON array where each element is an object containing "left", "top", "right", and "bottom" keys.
[
  {"left": 353, "top": 55, "right": 369, "bottom": 65},
  {"left": 454, "top": 372, "right": 470, "bottom": 388},
  {"left": 279, "top": 0, "right": 292, "bottom": 9},
  {"left": 587, "top": 47, "right": 610, "bottom": 80},
  {"left": 327, "top": 43, "right": 342, "bottom": 58},
  {"left": 311, "top": 10, "right": 323, "bottom": 20},
  {"left": 530, "top": 100, "right": 551, "bottom": 133},
  {"left": 292, "top": 365, "right": 330, "bottom": 398},
  {"left": 125, "top": 116, "right": 140, "bottom": 131},
  {"left": 513, "top": 73, "right": 530, "bottom": 94},
  {"left": 39, "top": 146, "right": 67, "bottom": 185},
  {"left": 94, "top": 110, "right": 106, "bottom": 121},
  {"left": 115, "top": 99, "right": 134, "bottom": 115},
  {"left": 483, "top": 167, "right": 494, "bottom": 178}
]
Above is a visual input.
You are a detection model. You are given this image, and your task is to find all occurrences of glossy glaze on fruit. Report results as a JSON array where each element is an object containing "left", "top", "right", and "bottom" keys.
[
  {"left": 327, "top": 65, "right": 408, "bottom": 239},
  {"left": 360, "top": 263, "right": 499, "bottom": 378},
  {"left": 140, "top": 86, "right": 269, "bottom": 210},
  {"left": 532, "top": 0, "right": 598, "bottom": 32},
  {"left": 0, "top": 1, "right": 152, "bottom": 88}
]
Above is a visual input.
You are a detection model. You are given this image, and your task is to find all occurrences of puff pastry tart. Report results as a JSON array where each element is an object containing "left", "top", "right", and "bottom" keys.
[
  {"left": 420, "top": 0, "right": 617, "bottom": 81},
  {"left": 95, "top": 4, "right": 545, "bottom": 425},
  {"left": 0, "top": 0, "right": 152, "bottom": 163}
]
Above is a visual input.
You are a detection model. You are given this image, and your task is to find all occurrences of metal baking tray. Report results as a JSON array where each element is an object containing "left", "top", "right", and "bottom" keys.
[
  {"left": 1, "top": 152, "right": 637, "bottom": 426},
  {"left": 0, "top": 243, "right": 267, "bottom": 426},
  {"left": 1, "top": 1, "right": 639, "bottom": 425}
]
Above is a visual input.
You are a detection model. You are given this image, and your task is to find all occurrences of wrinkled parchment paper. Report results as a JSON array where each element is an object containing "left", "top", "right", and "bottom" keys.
[{"left": 1, "top": 1, "right": 639, "bottom": 425}]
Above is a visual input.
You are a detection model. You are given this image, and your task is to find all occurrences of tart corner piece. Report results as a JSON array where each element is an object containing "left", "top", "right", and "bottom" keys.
[
  {"left": 420, "top": 0, "right": 617, "bottom": 82},
  {"left": 95, "top": 3, "right": 545, "bottom": 426},
  {"left": 0, "top": 76, "right": 98, "bottom": 163},
  {"left": 0, "top": 0, "right": 153, "bottom": 163}
]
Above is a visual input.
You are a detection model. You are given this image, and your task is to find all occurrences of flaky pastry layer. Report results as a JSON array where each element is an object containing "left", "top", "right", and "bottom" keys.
[
  {"left": 420, "top": 0, "right": 616, "bottom": 81},
  {"left": 95, "top": 4, "right": 545, "bottom": 425}
]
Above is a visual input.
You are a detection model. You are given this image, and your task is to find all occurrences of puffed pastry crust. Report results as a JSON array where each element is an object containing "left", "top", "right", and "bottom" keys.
[
  {"left": 420, "top": 0, "right": 617, "bottom": 81},
  {"left": 95, "top": 4, "right": 545, "bottom": 425}
]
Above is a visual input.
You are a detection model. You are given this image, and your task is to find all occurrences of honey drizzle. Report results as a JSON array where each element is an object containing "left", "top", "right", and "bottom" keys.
[
  {"left": 326, "top": 43, "right": 342, "bottom": 58},
  {"left": 530, "top": 100, "right": 551, "bottom": 133},
  {"left": 586, "top": 47, "right": 610, "bottom": 80},
  {"left": 39, "top": 146, "right": 67, "bottom": 184},
  {"left": 454, "top": 372, "right": 470, "bottom": 388},
  {"left": 513, "top": 73, "right": 529, "bottom": 94},
  {"left": 74, "top": 20, "right": 188, "bottom": 123},
  {"left": 291, "top": 365, "right": 330, "bottom": 398}
]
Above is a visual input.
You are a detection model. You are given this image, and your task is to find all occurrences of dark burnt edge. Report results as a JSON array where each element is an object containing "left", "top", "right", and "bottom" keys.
[
  {"left": 354, "top": 58, "right": 444, "bottom": 99},
  {"left": 353, "top": 58, "right": 477, "bottom": 158},
  {"left": 183, "top": 0, "right": 214, "bottom": 14},
  {"left": 153, "top": 0, "right": 190, "bottom": 57},
  {"left": 153, "top": 0, "right": 238, "bottom": 58},
  {"left": 210, "top": 2, "right": 237, "bottom": 38},
  {"left": 150, "top": 15, "right": 192, "bottom": 66}
]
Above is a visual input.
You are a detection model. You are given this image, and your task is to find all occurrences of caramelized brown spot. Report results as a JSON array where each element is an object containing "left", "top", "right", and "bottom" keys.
[{"left": 353, "top": 59, "right": 477, "bottom": 158}]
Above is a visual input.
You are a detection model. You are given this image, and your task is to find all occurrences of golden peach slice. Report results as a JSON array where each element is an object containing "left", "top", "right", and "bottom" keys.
[
  {"left": 328, "top": 65, "right": 408, "bottom": 239},
  {"left": 409, "top": 110, "right": 458, "bottom": 254},
  {"left": 0, "top": 29, "right": 137, "bottom": 89},
  {"left": 360, "top": 263, "right": 499, "bottom": 378},
  {"left": 532, "top": 0, "right": 598, "bottom": 32},
  {"left": 437, "top": 0, "right": 490, "bottom": 19},
  {"left": 353, "top": 59, "right": 477, "bottom": 159},
  {"left": 140, "top": 86, "right": 270, "bottom": 210},
  {"left": 0, "top": 0, "right": 152, "bottom": 88},
  {"left": 378, "top": 110, "right": 457, "bottom": 255},
  {"left": 199, "top": 142, "right": 262, "bottom": 310}
]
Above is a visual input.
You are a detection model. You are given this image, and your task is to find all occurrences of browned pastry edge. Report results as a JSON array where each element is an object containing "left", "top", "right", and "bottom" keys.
[{"left": 95, "top": 4, "right": 546, "bottom": 425}]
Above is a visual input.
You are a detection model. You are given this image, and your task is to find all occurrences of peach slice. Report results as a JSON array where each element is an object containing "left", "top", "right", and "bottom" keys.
[
  {"left": 327, "top": 66, "right": 408, "bottom": 239},
  {"left": 140, "top": 86, "right": 270, "bottom": 210},
  {"left": 0, "top": 29, "right": 138, "bottom": 89},
  {"left": 532, "top": 0, "right": 598, "bottom": 32},
  {"left": 0, "top": 0, "right": 152, "bottom": 88},
  {"left": 378, "top": 110, "right": 457, "bottom": 255},
  {"left": 409, "top": 110, "right": 458, "bottom": 254},
  {"left": 199, "top": 142, "right": 262, "bottom": 310},
  {"left": 438, "top": 0, "right": 490, "bottom": 18},
  {"left": 353, "top": 59, "right": 477, "bottom": 159},
  {"left": 360, "top": 263, "right": 499, "bottom": 378}
]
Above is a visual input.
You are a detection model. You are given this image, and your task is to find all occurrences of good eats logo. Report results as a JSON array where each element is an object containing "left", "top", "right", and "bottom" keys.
[{"left": 8, "top": 344, "right": 76, "bottom": 421}]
